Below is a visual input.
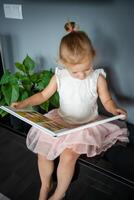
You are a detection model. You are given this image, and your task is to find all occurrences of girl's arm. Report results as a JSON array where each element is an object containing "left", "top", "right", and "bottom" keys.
[
  {"left": 11, "top": 75, "right": 57, "bottom": 109},
  {"left": 97, "top": 74, "right": 127, "bottom": 116}
]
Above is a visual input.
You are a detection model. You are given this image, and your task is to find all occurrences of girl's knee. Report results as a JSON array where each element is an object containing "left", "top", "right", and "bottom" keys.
[
  {"left": 38, "top": 154, "right": 53, "bottom": 164},
  {"left": 60, "top": 149, "right": 80, "bottom": 164}
]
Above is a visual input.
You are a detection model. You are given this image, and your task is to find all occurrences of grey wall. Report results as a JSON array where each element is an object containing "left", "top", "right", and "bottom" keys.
[{"left": 0, "top": 0, "right": 134, "bottom": 123}]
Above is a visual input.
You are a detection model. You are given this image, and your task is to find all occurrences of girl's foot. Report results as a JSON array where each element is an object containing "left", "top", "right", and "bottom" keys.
[{"left": 48, "top": 193, "right": 65, "bottom": 200}]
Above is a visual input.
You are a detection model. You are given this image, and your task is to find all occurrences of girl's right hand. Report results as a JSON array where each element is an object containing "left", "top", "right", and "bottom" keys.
[{"left": 11, "top": 102, "right": 22, "bottom": 109}]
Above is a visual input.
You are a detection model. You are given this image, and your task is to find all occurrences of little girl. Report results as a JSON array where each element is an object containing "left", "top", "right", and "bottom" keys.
[{"left": 11, "top": 21, "right": 129, "bottom": 200}]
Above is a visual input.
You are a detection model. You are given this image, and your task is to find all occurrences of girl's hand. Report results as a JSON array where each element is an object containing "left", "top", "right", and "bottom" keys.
[
  {"left": 11, "top": 102, "right": 23, "bottom": 109},
  {"left": 112, "top": 108, "right": 127, "bottom": 119}
]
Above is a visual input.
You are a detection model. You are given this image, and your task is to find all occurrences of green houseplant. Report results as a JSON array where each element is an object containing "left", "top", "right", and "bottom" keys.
[{"left": 0, "top": 55, "right": 59, "bottom": 117}]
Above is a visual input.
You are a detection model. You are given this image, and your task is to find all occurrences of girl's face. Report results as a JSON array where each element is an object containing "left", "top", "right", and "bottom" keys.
[{"left": 65, "top": 56, "right": 93, "bottom": 80}]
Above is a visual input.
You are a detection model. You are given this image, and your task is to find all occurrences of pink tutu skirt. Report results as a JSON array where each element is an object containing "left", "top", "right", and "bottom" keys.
[{"left": 26, "top": 109, "right": 129, "bottom": 160}]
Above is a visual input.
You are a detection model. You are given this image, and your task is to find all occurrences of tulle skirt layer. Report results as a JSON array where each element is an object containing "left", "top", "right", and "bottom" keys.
[{"left": 26, "top": 109, "right": 129, "bottom": 160}]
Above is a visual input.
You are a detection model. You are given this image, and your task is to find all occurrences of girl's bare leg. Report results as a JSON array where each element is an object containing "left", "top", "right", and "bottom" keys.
[
  {"left": 38, "top": 154, "right": 54, "bottom": 200},
  {"left": 48, "top": 149, "right": 80, "bottom": 200}
]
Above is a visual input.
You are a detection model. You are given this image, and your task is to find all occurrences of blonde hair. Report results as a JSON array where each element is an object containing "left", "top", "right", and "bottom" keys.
[{"left": 59, "top": 21, "right": 95, "bottom": 65}]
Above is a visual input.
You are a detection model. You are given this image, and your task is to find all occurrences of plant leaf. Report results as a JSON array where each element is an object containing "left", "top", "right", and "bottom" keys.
[
  {"left": 11, "top": 85, "right": 20, "bottom": 103},
  {"left": 0, "top": 109, "right": 7, "bottom": 117},
  {"left": 19, "top": 88, "right": 29, "bottom": 101},
  {"left": 1, "top": 85, "right": 12, "bottom": 105},
  {"left": 15, "top": 72, "right": 24, "bottom": 79},
  {"left": 36, "top": 70, "right": 54, "bottom": 90},
  {"left": 50, "top": 92, "right": 59, "bottom": 108},
  {"left": 0, "top": 98, "right": 6, "bottom": 106},
  {"left": 15, "top": 62, "right": 26, "bottom": 73},
  {"left": 36, "top": 81, "right": 45, "bottom": 91},
  {"left": 0, "top": 70, "right": 12, "bottom": 84},
  {"left": 21, "top": 76, "right": 33, "bottom": 92},
  {"left": 0, "top": 99, "right": 7, "bottom": 116},
  {"left": 30, "top": 73, "right": 39, "bottom": 83},
  {"left": 1, "top": 84, "right": 19, "bottom": 105},
  {"left": 23, "top": 55, "right": 35, "bottom": 73},
  {"left": 40, "top": 101, "right": 49, "bottom": 112}
]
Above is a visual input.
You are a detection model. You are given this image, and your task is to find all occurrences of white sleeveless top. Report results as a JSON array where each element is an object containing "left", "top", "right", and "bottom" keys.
[{"left": 55, "top": 67, "right": 106, "bottom": 124}]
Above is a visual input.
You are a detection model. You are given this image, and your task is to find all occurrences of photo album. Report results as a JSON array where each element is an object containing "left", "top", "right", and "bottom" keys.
[{"left": 0, "top": 106, "right": 125, "bottom": 137}]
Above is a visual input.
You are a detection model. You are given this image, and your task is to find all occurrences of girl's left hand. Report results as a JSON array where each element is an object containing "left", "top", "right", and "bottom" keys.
[{"left": 112, "top": 108, "right": 127, "bottom": 119}]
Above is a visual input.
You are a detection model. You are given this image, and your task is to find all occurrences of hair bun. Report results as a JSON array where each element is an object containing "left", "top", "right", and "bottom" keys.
[{"left": 64, "top": 21, "right": 76, "bottom": 32}]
